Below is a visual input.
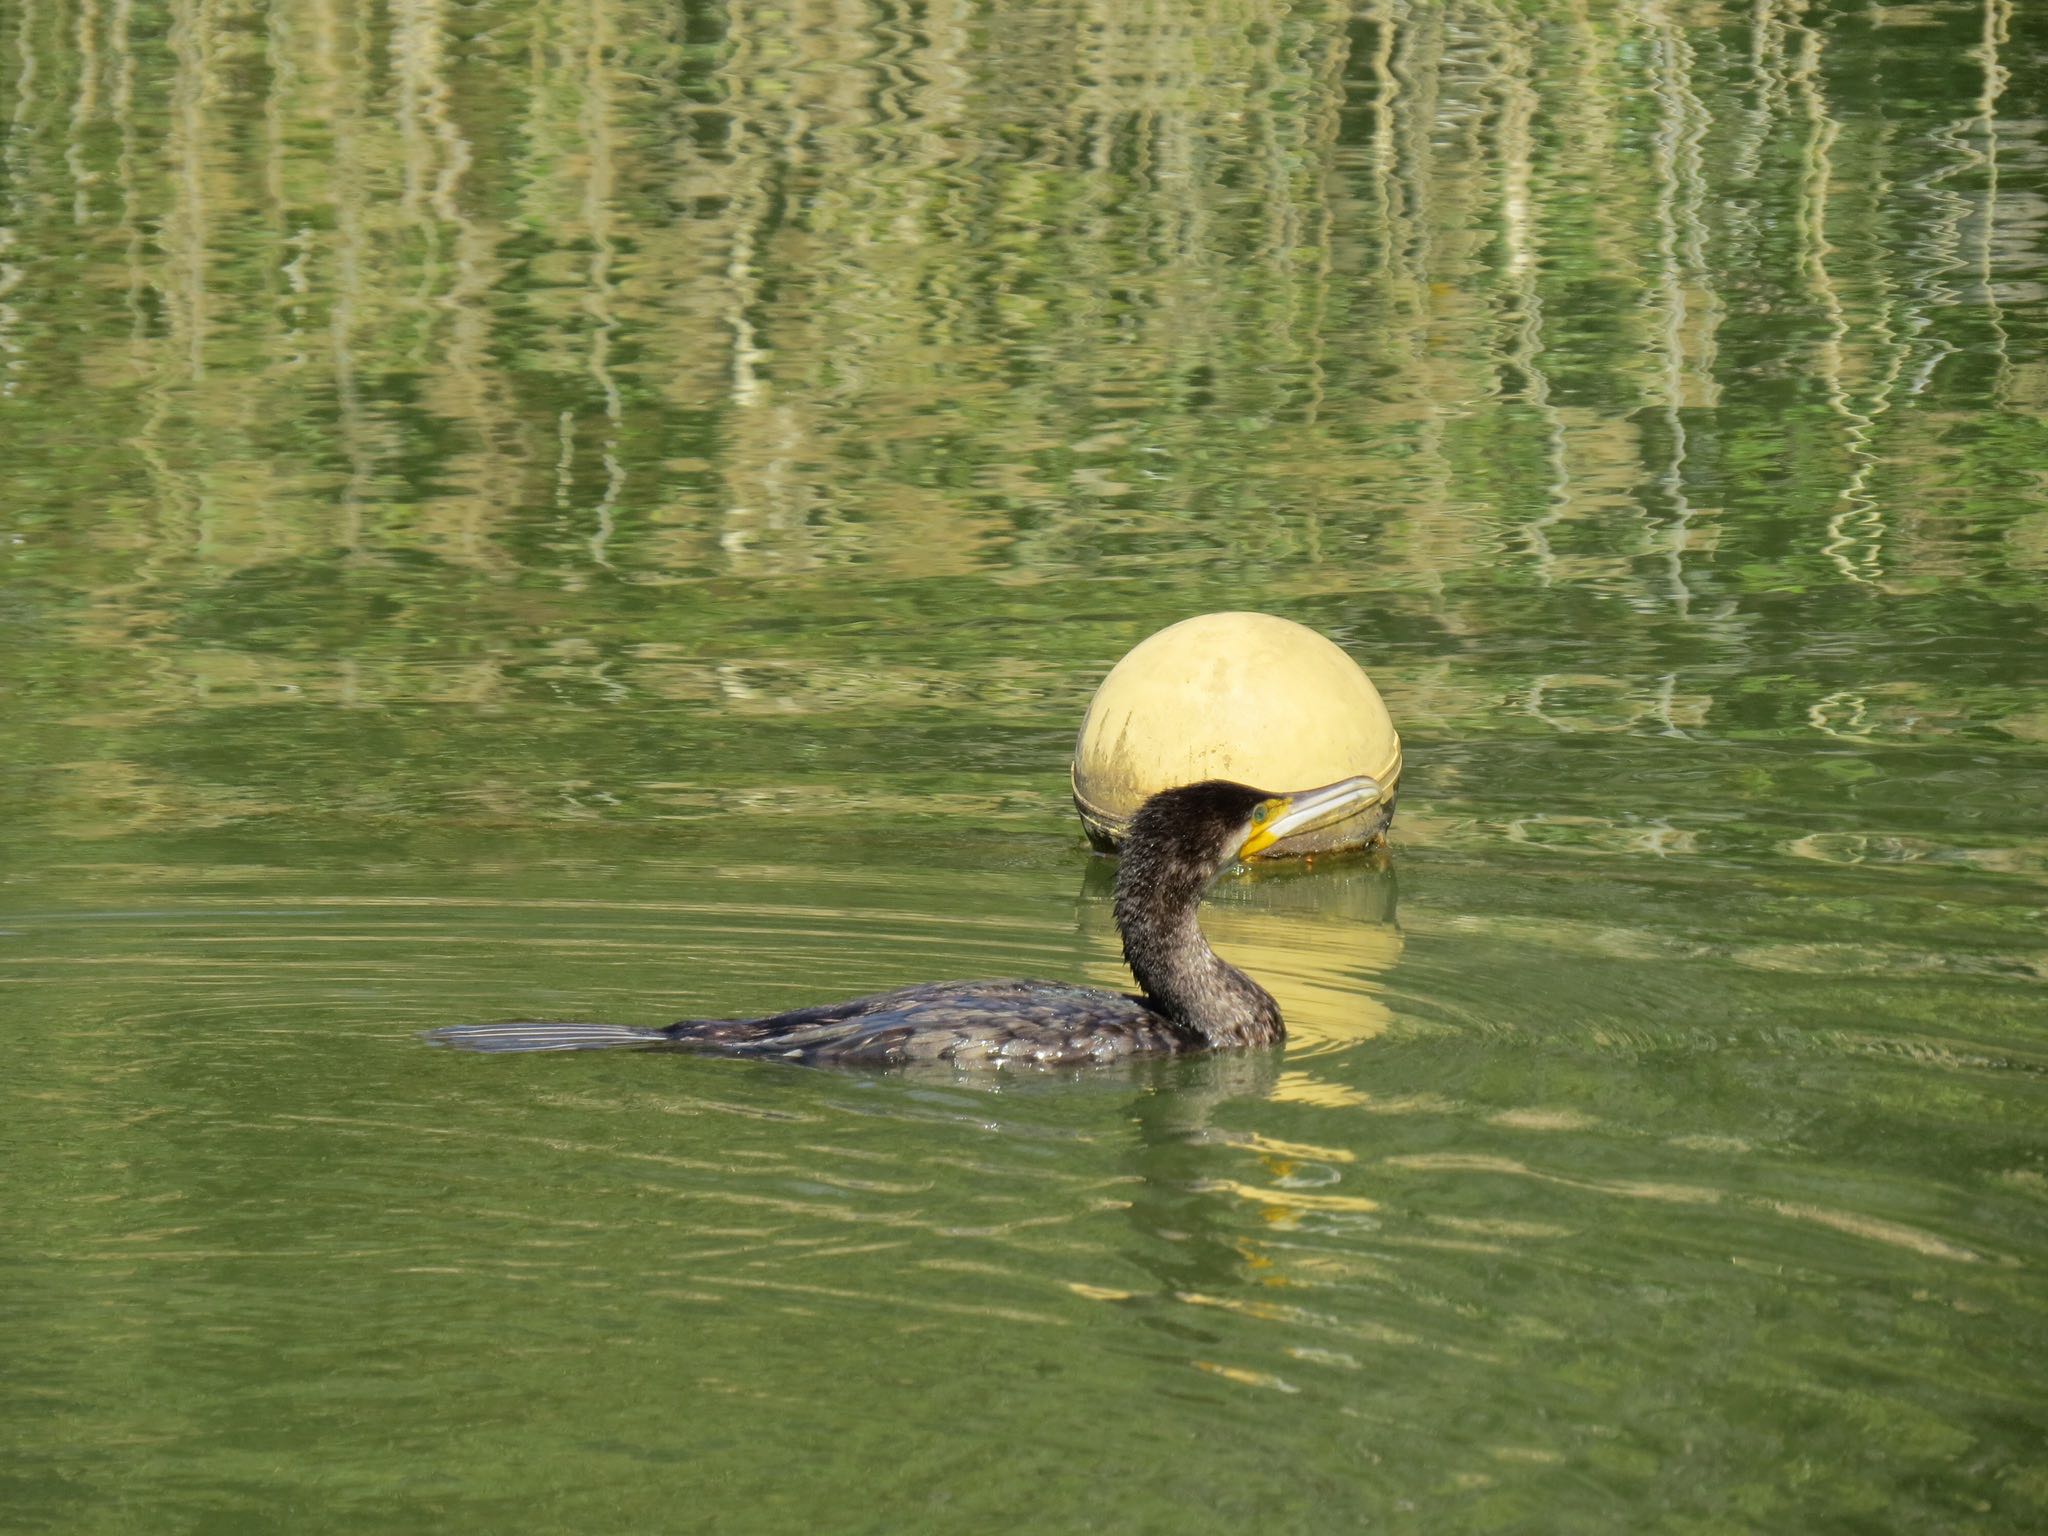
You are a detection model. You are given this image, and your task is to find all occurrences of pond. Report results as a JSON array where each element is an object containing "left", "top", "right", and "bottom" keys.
[{"left": 3, "top": 1, "right": 2045, "bottom": 1530}]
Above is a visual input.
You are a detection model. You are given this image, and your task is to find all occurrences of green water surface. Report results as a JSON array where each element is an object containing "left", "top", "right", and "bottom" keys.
[{"left": 3, "top": 1, "right": 2046, "bottom": 1531}]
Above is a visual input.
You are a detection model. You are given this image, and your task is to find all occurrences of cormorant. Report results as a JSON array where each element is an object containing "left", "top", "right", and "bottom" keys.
[{"left": 423, "top": 775, "right": 1380, "bottom": 1067}]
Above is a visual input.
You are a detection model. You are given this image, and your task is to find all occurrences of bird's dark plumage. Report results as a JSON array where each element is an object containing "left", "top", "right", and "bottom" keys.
[{"left": 425, "top": 775, "right": 1380, "bottom": 1068}]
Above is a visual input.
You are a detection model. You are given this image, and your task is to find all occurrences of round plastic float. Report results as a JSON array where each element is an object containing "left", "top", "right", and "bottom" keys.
[{"left": 1071, "top": 612, "right": 1401, "bottom": 856}]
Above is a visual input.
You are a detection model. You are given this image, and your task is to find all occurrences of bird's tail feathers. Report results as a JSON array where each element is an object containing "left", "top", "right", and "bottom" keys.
[{"left": 422, "top": 1021, "right": 670, "bottom": 1054}]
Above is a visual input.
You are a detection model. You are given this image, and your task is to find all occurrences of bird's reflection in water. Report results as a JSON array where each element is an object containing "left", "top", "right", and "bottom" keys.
[
  {"left": 1116, "top": 1051, "right": 1290, "bottom": 1330},
  {"left": 1080, "top": 855, "right": 1401, "bottom": 1332}
]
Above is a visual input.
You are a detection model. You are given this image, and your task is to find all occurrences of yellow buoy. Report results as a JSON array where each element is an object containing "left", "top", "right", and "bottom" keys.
[{"left": 1071, "top": 612, "right": 1401, "bottom": 856}]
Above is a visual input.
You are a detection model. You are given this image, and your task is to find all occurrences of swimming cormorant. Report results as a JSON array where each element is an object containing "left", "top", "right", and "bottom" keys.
[{"left": 423, "top": 775, "right": 1380, "bottom": 1067}]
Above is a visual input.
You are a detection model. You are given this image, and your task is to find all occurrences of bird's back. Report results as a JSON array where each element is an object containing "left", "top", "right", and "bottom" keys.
[{"left": 673, "top": 980, "right": 1194, "bottom": 1066}]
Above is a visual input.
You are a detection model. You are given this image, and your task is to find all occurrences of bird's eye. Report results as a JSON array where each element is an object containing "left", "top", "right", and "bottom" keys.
[{"left": 1252, "top": 806, "right": 1269, "bottom": 824}]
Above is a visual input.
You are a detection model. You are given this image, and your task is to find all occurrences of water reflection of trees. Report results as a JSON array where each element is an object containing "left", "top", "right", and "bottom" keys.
[{"left": 4, "top": 0, "right": 2043, "bottom": 825}]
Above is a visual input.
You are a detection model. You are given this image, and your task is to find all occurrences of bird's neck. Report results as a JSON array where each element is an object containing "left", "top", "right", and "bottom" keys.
[{"left": 1115, "top": 871, "right": 1283, "bottom": 1048}]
